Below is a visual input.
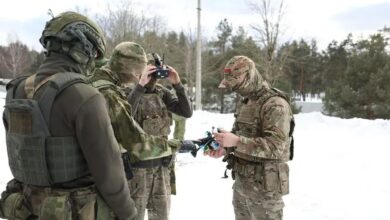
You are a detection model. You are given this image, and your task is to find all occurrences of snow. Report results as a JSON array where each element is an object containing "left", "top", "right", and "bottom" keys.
[{"left": 1, "top": 91, "right": 390, "bottom": 220}]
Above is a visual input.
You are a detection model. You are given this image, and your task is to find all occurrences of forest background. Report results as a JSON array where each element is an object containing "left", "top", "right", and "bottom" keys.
[{"left": 1, "top": 0, "right": 390, "bottom": 119}]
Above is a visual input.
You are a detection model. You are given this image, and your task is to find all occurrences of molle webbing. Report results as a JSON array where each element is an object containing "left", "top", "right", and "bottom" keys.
[
  {"left": 88, "top": 78, "right": 128, "bottom": 99},
  {"left": 235, "top": 88, "right": 294, "bottom": 161},
  {"left": 46, "top": 137, "right": 88, "bottom": 183},
  {"left": 5, "top": 72, "right": 88, "bottom": 186},
  {"left": 135, "top": 85, "right": 171, "bottom": 136}
]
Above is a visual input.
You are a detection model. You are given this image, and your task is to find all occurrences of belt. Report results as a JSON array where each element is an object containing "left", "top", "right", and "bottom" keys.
[
  {"left": 131, "top": 155, "right": 173, "bottom": 168},
  {"left": 234, "top": 156, "right": 262, "bottom": 166},
  {"left": 23, "top": 184, "right": 96, "bottom": 197}
]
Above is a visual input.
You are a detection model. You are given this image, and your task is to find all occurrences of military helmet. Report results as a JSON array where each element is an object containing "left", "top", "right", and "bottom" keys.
[{"left": 40, "top": 11, "right": 106, "bottom": 60}]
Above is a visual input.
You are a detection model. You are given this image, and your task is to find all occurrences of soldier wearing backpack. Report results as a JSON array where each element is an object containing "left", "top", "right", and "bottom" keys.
[
  {"left": 0, "top": 11, "right": 136, "bottom": 220},
  {"left": 206, "top": 56, "right": 295, "bottom": 220}
]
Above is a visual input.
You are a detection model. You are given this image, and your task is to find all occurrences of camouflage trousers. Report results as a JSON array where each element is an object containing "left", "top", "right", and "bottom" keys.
[
  {"left": 0, "top": 179, "right": 114, "bottom": 220},
  {"left": 172, "top": 113, "right": 186, "bottom": 141},
  {"left": 232, "top": 174, "right": 285, "bottom": 220},
  {"left": 129, "top": 166, "right": 171, "bottom": 220}
]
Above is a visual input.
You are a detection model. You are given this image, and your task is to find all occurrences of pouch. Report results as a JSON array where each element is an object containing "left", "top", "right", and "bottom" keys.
[
  {"left": 78, "top": 199, "right": 96, "bottom": 220},
  {"left": 0, "top": 192, "right": 32, "bottom": 220},
  {"left": 96, "top": 194, "right": 115, "bottom": 220},
  {"left": 263, "top": 162, "right": 289, "bottom": 195},
  {"left": 143, "top": 117, "right": 163, "bottom": 136},
  {"left": 263, "top": 162, "right": 279, "bottom": 192},
  {"left": 39, "top": 194, "right": 72, "bottom": 220},
  {"left": 278, "top": 163, "right": 289, "bottom": 195}
]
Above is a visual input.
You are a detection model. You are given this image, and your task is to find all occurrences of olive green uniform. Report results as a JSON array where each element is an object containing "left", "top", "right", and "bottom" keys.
[
  {"left": 127, "top": 82, "right": 192, "bottom": 220},
  {"left": 1, "top": 54, "right": 136, "bottom": 220}
]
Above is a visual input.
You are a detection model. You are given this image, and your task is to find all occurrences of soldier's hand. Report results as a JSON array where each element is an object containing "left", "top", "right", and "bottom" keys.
[
  {"left": 213, "top": 129, "right": 239, "bottom": 148},
  {"left": 166, "top": 65, "right": 180, "bottom": 85},
  {"left": 204, "top": 146, "right": 225, "bottom": 158},
  {"left": 139, "top": 64, "right": 155, "bottom": 87}
]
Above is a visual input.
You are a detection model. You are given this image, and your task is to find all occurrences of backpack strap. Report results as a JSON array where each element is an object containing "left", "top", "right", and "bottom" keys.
[
  {"left": 289, "top": 117, "right": 295, "bottom": 160},
  {"left": 89, "top": 78, "right": 128, "bottom": 100},
  {"left": 24, "top": 73, "right": 56, "bottom": 99},
  {"left": 22, "top": 72, "right": 86, "bottom": 128},
  {"left": 40, "top": 73, "right": 85, "bottom": 126},
  {"left": 89, "top": 78, "right": 116, "bottom": 90},
  {"left": 5, "top": 76, "right": 28, "bottom": 102}
]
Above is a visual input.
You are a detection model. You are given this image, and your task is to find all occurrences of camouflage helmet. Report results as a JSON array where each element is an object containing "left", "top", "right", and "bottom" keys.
[
  {"left": 220, "top": 55, "right": 263, "bottom": 96},
  {"left": 108, "top": 41, "right": 147, "bottom": 83},
  {"left": 40, "top": 11, "right": 106, "bottom": 61}
]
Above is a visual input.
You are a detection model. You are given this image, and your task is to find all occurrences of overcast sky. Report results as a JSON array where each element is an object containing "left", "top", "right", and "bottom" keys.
[{"left": 1, "top": 0, "right": 390, "bottom": 50}]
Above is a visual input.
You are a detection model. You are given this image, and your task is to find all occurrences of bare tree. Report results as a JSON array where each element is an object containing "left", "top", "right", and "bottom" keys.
[
  {"left": 95, "top": 0, "right": 166, "bottom": 53},
  {"left": 0, "top": 34, "right": 31, "bottom": 78},
  {"left": 249, "top": 0, "right": 289, "bottom": 84}
]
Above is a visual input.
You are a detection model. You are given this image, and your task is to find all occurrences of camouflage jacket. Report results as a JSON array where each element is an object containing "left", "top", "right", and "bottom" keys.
[
  {"left": 88, "top": 67, "right": 174, "bottom": 162},
  {"left": 232, "top": 84, "right": 294, "bottom": 162}
]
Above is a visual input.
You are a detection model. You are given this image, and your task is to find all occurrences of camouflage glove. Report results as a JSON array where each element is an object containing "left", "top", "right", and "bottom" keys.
[{"left": 178, "top": 140, "right": 198, "bottom": 153}]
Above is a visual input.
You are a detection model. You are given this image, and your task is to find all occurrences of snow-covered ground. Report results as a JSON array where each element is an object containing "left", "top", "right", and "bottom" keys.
[{"left": 1, "top": 91, "right": 390, "bottom": 220}]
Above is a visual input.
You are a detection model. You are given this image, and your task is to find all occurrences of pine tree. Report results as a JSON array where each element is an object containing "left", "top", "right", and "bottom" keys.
[{"left": 323, "top": 32, "right": 390, "bottom": 119}]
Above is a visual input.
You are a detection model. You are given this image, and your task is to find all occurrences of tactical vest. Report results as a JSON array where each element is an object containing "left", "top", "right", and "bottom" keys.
[
  {"left": 4, "top": 73, "right": 89, "bottom": 186},
  {"left": 133, "top": 84, "right": 172, "bottom": 137},
  {"left": 89, "top": 79, "right": 173, "bottom": 162},
  {"left": 234, "top": 88, "right": 295, "bottom": 162},
  {"left": 88, "top": 78, "right": 129, "bottom": 147}
]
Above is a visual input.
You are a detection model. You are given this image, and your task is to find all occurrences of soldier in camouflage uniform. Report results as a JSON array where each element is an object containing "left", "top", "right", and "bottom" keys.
[
  {"left": 88, "top": 43, "right": 189, "bottom": 220},
  {"left": 126, "top": 53, "right": 192, "bottom": 220},
  {"left": 208, "top": 56, "right": 294, "bottom": 220},
  {"left": 0, "top": 12, "right": 136, "bottom": 220}
]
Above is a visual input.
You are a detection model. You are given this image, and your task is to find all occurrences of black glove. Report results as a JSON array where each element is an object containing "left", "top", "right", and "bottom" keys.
[{"left": 179, "top": 140, "right": 198, "bottom": 153}]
